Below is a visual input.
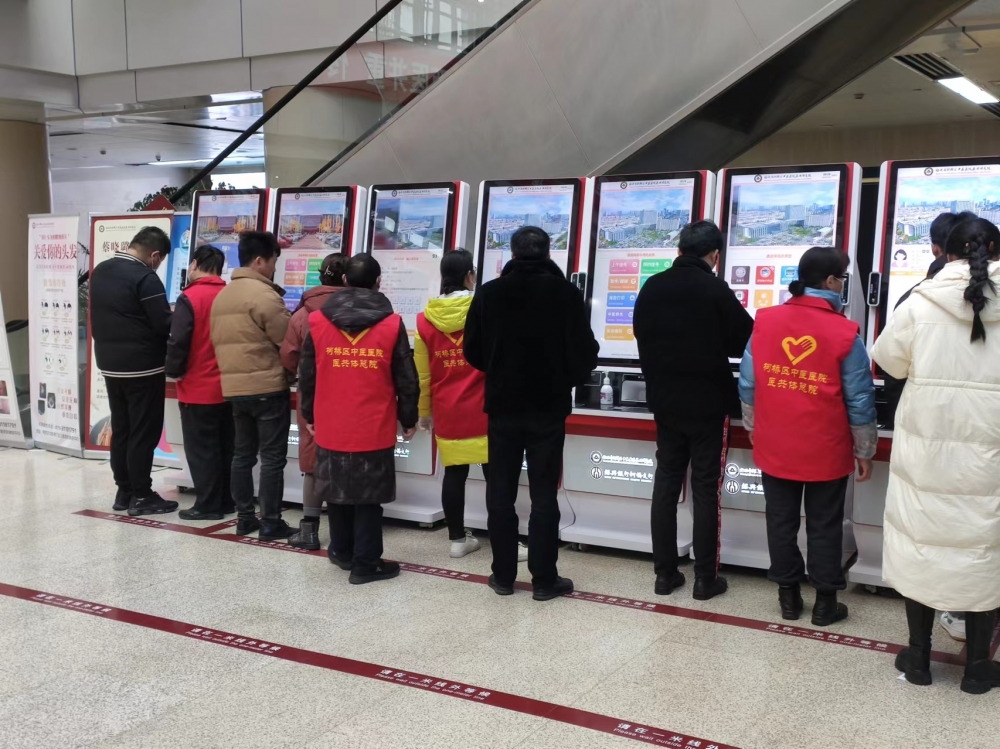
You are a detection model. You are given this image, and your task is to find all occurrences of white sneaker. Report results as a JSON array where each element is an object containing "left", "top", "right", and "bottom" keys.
[
  {"left": 939, "top": 611, "right": 966, "bottom": 642},
  {"left": 450, "top": 531, "right": 481, "bottom": 558},
  {"left": 517, "top": 542, "right": 528, "bottom": 563}
]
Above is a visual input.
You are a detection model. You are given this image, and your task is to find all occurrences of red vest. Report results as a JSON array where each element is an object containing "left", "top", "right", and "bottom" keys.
[
  {"left": 308, "top": 310, "right": 401, "bottom": 453},
  {"left": 751, "top": 295, "right": 858, "bottom": 482},
  {"left": 176, "top": 276, "right": 226, "bottom": 405},
  {"left": 416, "top": 313, "right": 487, "bottom": 441}
]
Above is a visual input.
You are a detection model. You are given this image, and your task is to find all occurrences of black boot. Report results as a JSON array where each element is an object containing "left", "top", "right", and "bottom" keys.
[
  {"left": 961, "top": 609, "right": 1000, "bottom": 695},
  {"left": 895, "top": 598, "right": 934, "bottom": 686},
  {"left": 112, "top": 489, "right": 132, "bottom": 511},
  {"left": 778, "top": 584, "right": 804, "bottom": 621},
  {"left": 128, "top": 492, "right": 179, "bottom": 517},
  {"left": 655, "top": 571, "right": 685, "bottom": 596},
  {"left": 693, "top": 575, "right": 728, "bottom": 601},
  {"left": 811, "top": 591, "right": 848, "bottom": 627},
  {"left": 288, "top": 519, "right": 321, "bottom": 550}
]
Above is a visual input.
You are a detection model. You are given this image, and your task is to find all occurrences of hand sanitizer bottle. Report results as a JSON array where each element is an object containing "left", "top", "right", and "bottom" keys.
[{"left": 600, "top": 375, "right": 614, "bottom": 410}]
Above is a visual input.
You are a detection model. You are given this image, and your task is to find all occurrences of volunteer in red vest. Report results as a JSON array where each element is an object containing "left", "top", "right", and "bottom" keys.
[
  {"left": 298, "top": 253, "right": 419, "bottom": 585},
  {"left": 165, "top": 245, "right": 234, "bottom": 520},
  {"left": 415, "top": 250, "right": 528, "bottom": 562},
  {"left": 738, "top": 246, "right": 876, "bottom": 627}
]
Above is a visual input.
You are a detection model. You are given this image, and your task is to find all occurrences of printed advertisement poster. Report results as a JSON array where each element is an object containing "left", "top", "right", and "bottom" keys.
[
  {"left": 481, "top": 184, "right": 576, "bottom": 283},
  {"left": 166, "top": 213, "right": 192, "bottom": 304},
  {"left": 724, "top": 171, "right": 840, "bottom": 317},
  {"left": 275, "top": 190, "right": 349, "bottom": 311},
  {"left": 28, "top": 214, "right": 82, "bottom": 453},
  {"left": 371, "top": 187, "right": 452, "bottom": 335},
  {"left": 192, "top": 192, "right": 265, "bottom": 281},
  {"left": 589, "top": 179, "right": 694, "bottom": 360},
  {"left": 0, "top": 291, "right": 28, "bottom": 448},
  {"left": 886, "top": 163, "right": 1000, "bottom": 314},
  {"left": 87, "top": 214, "right": 173, "bottom": 452}
]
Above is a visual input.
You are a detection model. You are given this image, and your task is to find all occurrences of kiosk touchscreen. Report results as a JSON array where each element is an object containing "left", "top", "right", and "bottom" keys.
[
  {"left": 474, "top": 178, "right": 593, "bottom": 284},
  {"left": 586, "top": 172, "right": 715, "bottom": 364},
  {"left": 869, "top": 157, "right": 1000, "bottom": 346},
  {"left": 272, "top": 186, "right": 367, "bottom": 311},
  {"left": 716, "top": 164, "right": 860, "bottom": 317},
  {"left": 190, "top": 188, "right": 268, "bottom": 281},
  {"left": 364, "top": 182, "right": 469, "bottom": 336}
]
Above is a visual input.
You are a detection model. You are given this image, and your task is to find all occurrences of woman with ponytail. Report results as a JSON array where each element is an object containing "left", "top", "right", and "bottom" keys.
[
  {"left": 739, "top": 247, "right": 876, "bottom": 627},
  {"left": 872, "top": 217, "right": 1000, "bottom": 694},
  {"left": 414, "top": 249, "right": 527, "bottom": 562}
]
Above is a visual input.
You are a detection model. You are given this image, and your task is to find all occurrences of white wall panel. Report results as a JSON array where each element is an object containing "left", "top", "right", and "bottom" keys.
[
  {"left": 241, "top": 0, "right": 375, "bottom": 57},
  {"left": 0, "top": 0, "right": 76, "bottom": 75},
  {"left": 135, "top": 59, "right": 251, "bottom": 102},
  {"left": 125, "top": 0, "right": 243, "bottom": 70},
  {"left": 317, "top": 132, "right": 407, "bottom": 188},
  {"left": 78, "top": 70, "right": 137, "bottom": 111},
  {"left": 250, "top": 49, "right": 330, "bottom": 91},
  {"left": 73, "top": 0, "right": 128, "bottom": 75},
  {"left": 735, "top": 0, "right": 845, "bottom": 50}
]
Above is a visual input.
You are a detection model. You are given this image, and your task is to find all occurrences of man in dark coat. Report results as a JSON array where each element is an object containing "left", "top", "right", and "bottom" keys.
[
  {"left": 90, "top": 226, "right": 177, "bottom": 517},
  {"left": 633, "top": 220, "right": 753, "bottom": 601},
  {"left": 465, "top": 226, "right": 599, "bottom": 601},
  {"left": 299, "top": 253, "right": 418, "bottom": 584}
]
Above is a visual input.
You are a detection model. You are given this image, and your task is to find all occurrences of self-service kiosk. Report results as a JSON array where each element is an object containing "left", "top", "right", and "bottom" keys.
[
  {"left": 562, "top": 171, "right": 715, "bottom": 553},
  {"left": 851, "top": 156, "right": 1000, "bottom": 586},
  {"left": 713, "top": 163, "right": 863, "bottom": 569}
]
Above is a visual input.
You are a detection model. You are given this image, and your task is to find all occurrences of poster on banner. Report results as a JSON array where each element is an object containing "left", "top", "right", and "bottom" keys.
[
  {"left": 28, "top": 214, "right": 83, "bottom": 454},
  {"left": 86, "top": 213, "right": 173, "bottom": 453},
  {"left": 0, "top": 291, "right": 29, "bottom": 448}
]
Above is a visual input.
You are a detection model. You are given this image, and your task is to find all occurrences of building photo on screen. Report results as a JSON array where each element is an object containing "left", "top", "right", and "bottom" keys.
[{"left": 372, "top": 191, "right": 449, "bottom": 251}]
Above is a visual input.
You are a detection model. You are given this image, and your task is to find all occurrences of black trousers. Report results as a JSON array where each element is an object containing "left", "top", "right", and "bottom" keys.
[
  {"left": 761, "top": 473, "right": 849, "bottom": 592},
  {"left": 328, "top": 504, "right": 383, "bottom": 571},
  {"left": 442, "top": 463, "right": 490, "bottom": 541},
  {"left": 106, "top": 373, "right": 165, "bottom": 499},
  {"left": 651, "top": 415, "right": 728, "bottom": 581},
  {"left": 231, "top": 392, "right": 290, "bottom": 522},
  {"left": 487, "top": 412, "right": 564, "bottom": 588},
  {"left": 179, "top": 402, "right": 235, "bottom": 514}
]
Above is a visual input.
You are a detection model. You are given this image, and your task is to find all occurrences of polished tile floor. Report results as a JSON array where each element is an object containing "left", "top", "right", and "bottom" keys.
[{"left": 0, "top": 447, "right": 995, "bottom": 749}]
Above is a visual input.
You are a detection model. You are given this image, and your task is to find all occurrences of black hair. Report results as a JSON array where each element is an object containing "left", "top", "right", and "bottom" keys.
[
  {"left": 345, "top": 253, "right": 381, "bottom": 289},
  {"left": 320, "top": 253, "right": 347, "bottom": 287},
  {"left": 130, "top": 226, "right": 171, "bottom": 257},
  {"left": 237, "top": 231, "right": 281, "bottom": 267},
  {"left": 945, "top": 217, "right": 1000, "bottom": 343},
  {"left": 677, "top": 220, "right": 722, "bottom": 258},
  {"left": 930, "top": 211, "right": 978, "bottom": 249},
  {"left": 440, "top": 249, "right": 475, "bottom": 295},
  {"left": 510, "top": 226, "right": 549, "bottom": 260},
  {"left": 789, "top": 247, "right": 849, "bottom": 297},
  {"left": 191, "top": 245, "right": 224, "bottom": 275}
]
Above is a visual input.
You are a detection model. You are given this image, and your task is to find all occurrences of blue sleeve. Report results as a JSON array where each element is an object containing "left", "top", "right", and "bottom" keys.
[
  {"left": 841, "top": 336, "right": 877, "bottom": 426},
  {"left": 738, "top": 335, "right": 755, "bottom": 405}
]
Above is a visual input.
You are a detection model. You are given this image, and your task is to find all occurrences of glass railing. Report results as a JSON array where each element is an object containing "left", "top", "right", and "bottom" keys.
[{"left": 172, "top": 0, "right": 528, "bottom": 204}]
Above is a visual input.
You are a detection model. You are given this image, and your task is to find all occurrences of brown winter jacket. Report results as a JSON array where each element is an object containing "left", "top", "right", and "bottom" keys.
[
  {"left": 280, "top": 284, "right": 342, "bottom": 473},
  {"left": 210, "top": 268, "right": 292, "bottom": 398}
]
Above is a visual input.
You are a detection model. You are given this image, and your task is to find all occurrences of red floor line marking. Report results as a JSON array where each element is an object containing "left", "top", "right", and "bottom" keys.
[
  {"left": 74, "top": 510, "right": 965, "bottom": 666},
  {"left": 200, "top": 518, "right": 239, "bottom": 534},
  {"left": 0, "top": 581, "right": 737, "bottom": 749}
]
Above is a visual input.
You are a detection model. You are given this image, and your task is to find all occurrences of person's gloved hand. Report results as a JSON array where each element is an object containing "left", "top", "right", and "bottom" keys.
[{"left": 418, "top": 416, "right": 434, "bottom": 432}]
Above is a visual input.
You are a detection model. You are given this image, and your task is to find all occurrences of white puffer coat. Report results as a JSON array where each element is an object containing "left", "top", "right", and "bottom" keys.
[{"left": 871, "top": 261, "right": 1000, "bottom": 612}]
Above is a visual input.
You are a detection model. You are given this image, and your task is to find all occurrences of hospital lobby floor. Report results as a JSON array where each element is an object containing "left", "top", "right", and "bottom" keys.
[{"left": 0, "top": 447, "right": 996, "bottom": 749}]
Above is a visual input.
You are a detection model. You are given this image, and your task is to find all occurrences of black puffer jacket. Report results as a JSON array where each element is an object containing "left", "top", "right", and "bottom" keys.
[
  {"left": 465, "top": 257, "right": 599, "bottom": 417},
  {"left": 298, "top": 287, "right": 419, "bottom": 430}
]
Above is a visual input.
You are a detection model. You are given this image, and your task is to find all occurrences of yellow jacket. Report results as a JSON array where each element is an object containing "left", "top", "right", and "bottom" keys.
[{"left": 415, "top": 292, "right": 488, "bottom": 466}]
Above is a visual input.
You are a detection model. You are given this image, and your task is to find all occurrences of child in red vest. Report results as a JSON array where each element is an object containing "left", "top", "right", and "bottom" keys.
[
  {"left": 298, "top": 254, "right": 419, "bottom": 584},
  {"left": 738, "top": 246, "right": 876, "bottom": 626},
  {"left": 166, "top": 245, "right": 233, "bottom": 520}
]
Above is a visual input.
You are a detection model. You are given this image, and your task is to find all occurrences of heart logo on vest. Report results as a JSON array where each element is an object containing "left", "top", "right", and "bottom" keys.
[{"left": 781, "top": 336, "right": 817, "bottom": 365}]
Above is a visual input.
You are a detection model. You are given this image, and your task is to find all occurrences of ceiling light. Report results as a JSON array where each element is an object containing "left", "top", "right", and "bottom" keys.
[{"left": 938, "top": 76, "right": 998, "bottom": 104}]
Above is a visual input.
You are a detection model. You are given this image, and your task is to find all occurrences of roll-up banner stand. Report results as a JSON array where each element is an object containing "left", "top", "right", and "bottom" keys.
[
  {"left": 85, "top": 212, "right": 173, "bottom": 459},
  {"left": 28, "top": 214, "right": 84, "bottom": 457},
  {"left": 0, "top": 290, "right": 30, "bottom": 449}
]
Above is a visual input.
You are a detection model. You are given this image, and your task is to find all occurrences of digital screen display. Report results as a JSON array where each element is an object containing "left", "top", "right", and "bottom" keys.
[
  {"left": 273, "top": 188, "right": 350, "bottom": 311},
  {"left": 722, "top": 169, "right": 843, "bottom": 317},
  {"left": 587, "top": 177, "right": 697, "bottom": 361},
  {"left": 367, "top": 185, "right": 456, "bottom": 336},
  {"left": 191, "top": 190, "right": 266, "bottom": 281},
  {"left": 884, "top": 162, "right": 1000, "bottom": 316},
  {"left": 479, "top": 182, "right": 578, "bottom": 283}
]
